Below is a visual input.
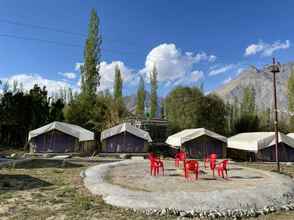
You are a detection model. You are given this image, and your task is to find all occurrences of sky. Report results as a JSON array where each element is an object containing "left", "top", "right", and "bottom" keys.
[{"left": 0, "top": 0, "right": 294, "bottom": 97}]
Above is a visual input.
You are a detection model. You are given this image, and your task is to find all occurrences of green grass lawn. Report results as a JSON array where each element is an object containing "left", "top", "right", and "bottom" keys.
[{"left": 1, "top": 159, "right": 294, "bottom": 219}]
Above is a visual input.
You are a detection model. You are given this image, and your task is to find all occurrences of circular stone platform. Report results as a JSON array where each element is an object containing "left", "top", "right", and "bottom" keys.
[{"left": 83, "top": 160, "right": 294, "bottom": 212}]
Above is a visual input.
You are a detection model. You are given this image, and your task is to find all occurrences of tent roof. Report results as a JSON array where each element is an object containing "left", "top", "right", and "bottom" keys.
[
  {"left": 28, "top": 121, "right": 94, "bottom": 142},
  {"left": 228, "top": 132, "right": 294, "bottom": 152},
  {"left": 100, "top": 123, "right": 152, "bottom": 142},
  {"left": 165, "top": 128, "right": 227, "bottom": 147}
]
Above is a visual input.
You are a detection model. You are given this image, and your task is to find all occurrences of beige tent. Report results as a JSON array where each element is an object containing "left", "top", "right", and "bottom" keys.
[
  {"left": 166, "top": 128, "right": 227, "bottom": 158},
  {"left": 228, "top": 132, "right": 294, "bottom": 161}
]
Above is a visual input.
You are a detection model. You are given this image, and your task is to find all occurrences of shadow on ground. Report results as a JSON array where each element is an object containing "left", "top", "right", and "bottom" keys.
[
  {"left": 230, "top": 176, "right": 263, "bottom": 179},
  {"left": 0, "top": 174, "right": 52, "bottom": 192},
  {"left": 11, "top": 159, "right": 84, "bottom": 169}
]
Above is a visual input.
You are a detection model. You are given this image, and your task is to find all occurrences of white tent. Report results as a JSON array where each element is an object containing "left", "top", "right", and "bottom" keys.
[
  {"left": 228, "top": 132, "right": 294, "bottom": 153},
  {"left": 28, "top": 121, "right": 94, "bottom": 142},
  {"left": 166, "top": 128, "right": 227, "bottom": 147},
  {"left": 101, "top": 123, "right": 152, "bottom": 142},
  {"left": 287, "top": 133, "right": 294, "bottom": 139}
]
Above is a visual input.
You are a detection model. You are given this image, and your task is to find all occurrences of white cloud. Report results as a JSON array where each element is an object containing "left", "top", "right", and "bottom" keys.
[
  {"left": 58, "top": 72, "right": 77, "bottom": 79},
  {"left": 172, "top": 70, "right": 204, "bottom": 86},
  {"left": 209, "top": 64, "right": 235, "bottom": 76},
  {"left": 140, "top": 43, "right": 215, "bottom": 82},
  {"left": 99, "top": 61, "right": 136, "bottom": 91},
  {"left": 245, "top": 40, "right": 290, "bottom": 57},
  {"left": 2, "top": 74, "right": 76, "bottom": 95}
]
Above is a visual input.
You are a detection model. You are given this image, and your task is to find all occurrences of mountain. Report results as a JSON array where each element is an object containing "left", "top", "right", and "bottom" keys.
[{"left": 214, "top": 62, "right": 294, "bottom": 112}]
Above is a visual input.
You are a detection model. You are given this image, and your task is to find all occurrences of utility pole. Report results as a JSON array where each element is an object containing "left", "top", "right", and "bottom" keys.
[
  {"left": 251, "top": 58, "right": 281, "bottom": 172},
  {"left": 271, "top": 57, "right": 280, "bottom": 172}
]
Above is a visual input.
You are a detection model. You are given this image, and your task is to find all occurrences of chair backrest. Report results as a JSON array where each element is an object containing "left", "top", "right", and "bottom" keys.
[
  {"left": 178, "top": 151, "right": 187, "bottom": 160},
  {"left": 222, "top": 159, "right": 229, "bottom": 169},
  {"left": 210, "top": 153, "right": 217, "bottom": 160},
  {"left": 185, "top": 160, "right": 198, "bottom": 170},
  {"left": 148, "top": 152, "right": 158, "bottom": 161}
]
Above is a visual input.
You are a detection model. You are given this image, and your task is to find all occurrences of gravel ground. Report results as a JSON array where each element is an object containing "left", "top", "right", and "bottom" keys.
[{"left": 83, "top": 159, "right": 294, "bottom": 212}]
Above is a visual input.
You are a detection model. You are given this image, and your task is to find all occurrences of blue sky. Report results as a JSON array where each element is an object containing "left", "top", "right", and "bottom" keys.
[{"left": 0, "top": 0, "right": 294, "bottom": 96}]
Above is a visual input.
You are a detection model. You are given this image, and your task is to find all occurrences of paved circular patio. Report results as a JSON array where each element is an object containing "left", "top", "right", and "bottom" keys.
[{"left": 83, "top": 159, "right": 294, "bottom": 211}]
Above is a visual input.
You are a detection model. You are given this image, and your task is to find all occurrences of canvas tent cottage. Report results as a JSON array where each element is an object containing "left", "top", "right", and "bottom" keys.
[
  {"left": 166, "top": 128, "right": 227, "bottom": 158},
  {"left": 100, "top": 123, "right": 152, "bottom": 155},
  {"left": 228, "top": 132, "right": 294, "bottom": 161},
  {"left": 28, "top": 121, "right": 96, "bottom": 155}
]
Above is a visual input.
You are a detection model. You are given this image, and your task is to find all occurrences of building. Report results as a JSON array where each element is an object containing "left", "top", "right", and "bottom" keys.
[
  {"left": 100, "top": 123, "right": 152, "bottom": 155},
  {"left": 228, "top": 132, "right": 294, "bottom": 161},
  {"left": 124, "top": 117, "right": 168, "bottom": 144},
  {"left": 28, "top": 121, "right": 96, "bottom": 155},
  {"left": 165, "top": 128, "right": 227, "bottom": 158}
]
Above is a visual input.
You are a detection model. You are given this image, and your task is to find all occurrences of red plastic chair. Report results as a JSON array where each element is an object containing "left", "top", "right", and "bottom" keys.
[
  {"left": 148, "top": 153, "right": 164, "bottom": 176},
  {"left": 175, "top": 151, "right": 187, "bottom": 167},
  {"left": 218, "top": 159, "right": 229, "bottom": 178},
  {"left": 209, "top": 154, "right": 217, "bottom": 176},
  {"left": 183, "top": 160, "right": 199, "bottom": 180}
]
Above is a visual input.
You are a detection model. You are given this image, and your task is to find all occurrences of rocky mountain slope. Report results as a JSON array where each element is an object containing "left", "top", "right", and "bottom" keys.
[{"left": 214, "top": 62, "right": 294, "bottom": 111}]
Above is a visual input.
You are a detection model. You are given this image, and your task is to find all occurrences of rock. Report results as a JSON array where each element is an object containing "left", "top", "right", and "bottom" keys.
[
  {"left": 179, "top": 211, "right": 186, "bottom": 217},
  {"left": 10, "top": 153, "right": 16, "bottom": 158},
  {"left": 160, "top": 209, "right": 167, "bottom": 216}
]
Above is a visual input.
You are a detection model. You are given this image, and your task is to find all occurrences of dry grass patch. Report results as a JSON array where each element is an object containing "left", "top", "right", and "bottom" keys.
[{"left": 0, "top": 160, "right": 173, "bottom": 220}]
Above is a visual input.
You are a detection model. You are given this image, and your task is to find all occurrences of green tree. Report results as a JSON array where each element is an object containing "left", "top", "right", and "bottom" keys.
[
  {"left": 49, "top": 99, "right": 65, "bottom": 122},
  {"left": 113, "top": 64, "right": 123, "bottom": 100},
  {"left": 288, "top": 68, "right": 294, "bottom": 131},
  {"left": 165, "top": 86, "right": 203, "bottom": 133},
  {"left": 150, "top": 65, "right": 158, "bottom": 118},
  {"left": 136, "top": 76, "right": 145, "bottom": 117},
  {"left": 241, "top": 86, "right": 256, "bottom": 116},
  {"left": 81, "top": 8, "right": 102, "bottom": 98},
  {"left": 232, "top": 86, "right": 259, "bottom": 133},
  {"left": 200, "top": 94, "right": 227, "bottom": 135}
]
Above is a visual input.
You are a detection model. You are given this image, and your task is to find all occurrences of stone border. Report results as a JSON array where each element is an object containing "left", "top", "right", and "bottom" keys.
[{"left": 82, "top": 160, "right": 294, "bottom": 219}]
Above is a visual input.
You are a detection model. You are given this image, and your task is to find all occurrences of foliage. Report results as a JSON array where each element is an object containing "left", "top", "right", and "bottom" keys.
[
  {"left": 227, "top": 86, "right": 260, "bottom": 134},
  {"left": 150, "top": 65, "right": 158, "bottom": 118},
  {"left": 165, "top": 86, "right": 227, "bottom": 135},
  {"left": 136, "top": 76, "right": 145, "bottom": 117},
  {"left": 81, "top": 8, "right": 102, "bottom": 98},
  {"left": 113, "top": 64, "right": 123, "bottom": 100},
  {"left": 0, "top": 84, "right": 64, "bottom": 148},
  {"left": 200, "top": 94, "right": 227, "bottom": 135},
  {"left": 49, "top": 99, "right": 65, "bottom": 122}
]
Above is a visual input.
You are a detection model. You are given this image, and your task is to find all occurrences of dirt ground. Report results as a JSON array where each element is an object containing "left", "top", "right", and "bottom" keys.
[
  {"left": 108, "top": 160, "right": 271, "bottom": 193},
  {"left": 1, "top": 158, "right": 294, "bottom": 220},
  {"left": 0, "top": 159, "right": 171, "bottom": 220}
]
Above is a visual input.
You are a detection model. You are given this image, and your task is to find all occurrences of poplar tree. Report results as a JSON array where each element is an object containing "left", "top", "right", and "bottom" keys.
[
  {"left": 136, "top": 76, "right": 145, "bottom": 117},
  {"left": 113, "top": 64, "right": 123, "bottom": 100},
  {"left": 81, "top": 8, "right": 102, "bottom": 98},
  {"left": 150, "top": 65, "right": 158, "bottom": 118}
]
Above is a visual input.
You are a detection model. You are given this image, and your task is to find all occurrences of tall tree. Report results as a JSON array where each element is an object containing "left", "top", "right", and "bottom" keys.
[
  {"left": 288, "top": 68, "right": 294, "bottom": 131},
  {"left": 233, "top": 86, "right": 259, "bottom": 133},
  {"left": 81, "top": 8, "right": 102, "bottom": 98},
  {"left": 136, "top": 76, "right": 145, "bottom": 117},
  {"left": 241, "top": 86, "right": 256, "bottom": 116},
  {"left": 113, "top": 64, "right": 123, "bottom": 100},
  {"left": 165, "top": 86, "right": 204, "bottom": 133},
  {"left": 150, "top": 65, "right": 158, "bottom": 118}
]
